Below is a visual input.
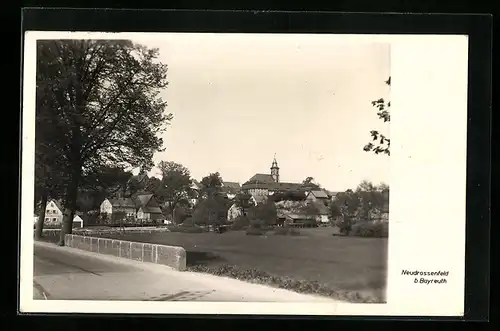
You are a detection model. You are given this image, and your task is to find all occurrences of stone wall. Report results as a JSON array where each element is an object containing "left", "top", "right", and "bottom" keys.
[{"left": 64, "top": 234, "right": 186, "bottom": 271}]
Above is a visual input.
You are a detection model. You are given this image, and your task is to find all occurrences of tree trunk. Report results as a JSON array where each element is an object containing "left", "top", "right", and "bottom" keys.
[
  {"left": 58, "top": 166, "right": 81, "bottom": 246},
  {"left": 34, "top": 190, "right": 48, "bottom": 240},
  {"left": 171, "top": 204, "right": 176, "bottom": 225}
]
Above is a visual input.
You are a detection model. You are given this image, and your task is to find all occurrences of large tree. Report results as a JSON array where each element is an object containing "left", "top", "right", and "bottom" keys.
[
  {"left": 192, "top": 196, "right": 228, "bottom": 225},
  {"left": 248, "top": 200, "right": 277, "bottom": 226},
  {"left": 146, "top": 176, "right": 162, "bottom": 194},
  {"left": 156, "top": 161, "right": 193, "bottom": 222},
  {"left": 354, "top": 181, "right": 387, "bottom": 222},
  {"left": 36, "top": 40, "right": 171, "bottom": 245},
  {"left": 34, "top": 54, "right": 70, "bottom": 239},
  {"left": 301, "top": 176, "right": 321, "bottom": 189},
  {"left": 33, "top": 141, "right": 66, "bottom": 239},
  {"left": 364, "top": 77, "right": 391, "bottom": 156},
  {"left": 200, "top": 172, "right": 223, "bottom": 198}
]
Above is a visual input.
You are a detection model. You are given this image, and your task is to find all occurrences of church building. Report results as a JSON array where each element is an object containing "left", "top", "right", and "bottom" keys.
[{"left": 241, "top": 156, "right": 304, "bottom": 204}]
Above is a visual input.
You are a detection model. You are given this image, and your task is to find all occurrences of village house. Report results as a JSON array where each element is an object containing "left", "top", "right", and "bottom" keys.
[
  {"left": 100, "top": 192, "right": 164, "bottom": 221},
  {"left": 305, "top": 190, "right": 331, "bottom": 205},
  {"left": 134, "top": 194, "right": 163, "bottom": 221},
  {"left": 38, "top": 200, "right": 85, "bottom": 228},
  {"left": 277, "top": 210, "right": 316, "bottom": 226},
  {"left": 312, "top": 202, "right": 330, "bottom": 224},
  {"left": 100, "top": 198, "right": 137, "bottom": 217},
  {"left": 44, "top": 200, "right": 64, "bottom": 225}
]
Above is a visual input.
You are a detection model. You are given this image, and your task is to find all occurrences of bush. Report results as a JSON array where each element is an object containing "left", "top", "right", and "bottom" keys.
[
  {"left": 231, "top": 215, "right": 250, "bottom": 230},
  {"left": 351, "top": 222, "right": 388, "bottom": 238}
]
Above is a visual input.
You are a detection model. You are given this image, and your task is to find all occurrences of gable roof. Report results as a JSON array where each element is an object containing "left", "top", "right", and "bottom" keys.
[
  {"left": 108, "top": 198, "right": 136, "bottom": 209},
  {"left": 141, "top": 206, "right": 163, "bottom": 214},
  {"left": 308, "top": 190, "right": 329, "bottom": 199},
  {"left": 128, "top": 172, "right": 149, "bottom": 184},
  {"left": 134, "top": 194, "right": 154, "bottom": 208},
  {"left": 47, "top": 199, "right": 64, "bottom": 212}
]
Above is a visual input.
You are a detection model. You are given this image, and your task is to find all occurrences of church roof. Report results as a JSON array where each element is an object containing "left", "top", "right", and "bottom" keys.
[{"left": 245, "top": 173, "right": 275, "bottom": 184}]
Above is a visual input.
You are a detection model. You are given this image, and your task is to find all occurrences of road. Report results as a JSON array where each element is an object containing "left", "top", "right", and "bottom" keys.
[{"left": 33, "top": 241, "right": 338, "bottom": 302}]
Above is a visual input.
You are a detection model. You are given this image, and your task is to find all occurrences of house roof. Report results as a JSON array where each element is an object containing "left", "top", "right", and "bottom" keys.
[
  {"left": 47, "top": 199, "right": 64, "bottom": 211},
  {"left": 128, "top": 172, "right": 149, "bottom": 184},
  {"left": 308, "top": 190, "right": 329, "bottom": 199},
  {"left": 223, "top": 181, "right": 241, "bottom": 189},
  {"left": 280, "top": 212, "right": 316, "bottom": 220},
  {"left": 141, "top": 206, "right": 162, "bottom": 214},
  {"left": 134, "top": 194, "right": 154, "bottom": 208},
  {"left": 222, "top": 181, "right": 241, "bottom": 194},
  {"left": 108, "top": 198, "right": 136, "bottom": 208}
]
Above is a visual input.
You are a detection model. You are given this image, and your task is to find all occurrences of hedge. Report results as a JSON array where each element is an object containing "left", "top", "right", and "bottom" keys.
[
  {"left": 350, "top": 222, "right": 389, "bottom": 238},
  {"left": 167, "top": 225, "right": 207, "bottom": 233}
]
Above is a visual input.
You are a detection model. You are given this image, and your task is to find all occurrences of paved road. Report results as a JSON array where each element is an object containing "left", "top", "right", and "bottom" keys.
[{"left": 33, "top": 241, "right": 338, "bottom": 302}]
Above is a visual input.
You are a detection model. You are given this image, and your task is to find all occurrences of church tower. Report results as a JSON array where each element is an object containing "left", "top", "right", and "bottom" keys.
[{"left": 270, "top": 155, "right": 280, "bottom": 183}]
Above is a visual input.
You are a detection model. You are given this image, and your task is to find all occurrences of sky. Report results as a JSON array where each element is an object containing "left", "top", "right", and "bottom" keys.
[{"left": 133, "top": 33, "right": 390, "bottom": 192}]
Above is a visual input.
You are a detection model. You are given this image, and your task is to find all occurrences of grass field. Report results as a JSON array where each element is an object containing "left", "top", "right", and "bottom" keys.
[{"left": 98, "top": 227, "right": 388, "bottom": 301}]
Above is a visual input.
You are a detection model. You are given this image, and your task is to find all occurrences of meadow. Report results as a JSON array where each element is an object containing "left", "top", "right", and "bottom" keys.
[{"left": 97, "top": 227, "right": 388, "bottom": 302}]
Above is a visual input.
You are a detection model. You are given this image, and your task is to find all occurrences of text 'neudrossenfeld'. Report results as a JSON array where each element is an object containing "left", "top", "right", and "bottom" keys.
[{"left": 401, "top": 269, "right": 449, "bottom": 284}]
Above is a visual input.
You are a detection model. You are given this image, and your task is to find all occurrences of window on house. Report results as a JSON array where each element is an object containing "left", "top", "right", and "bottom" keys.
[
  {"left": 52, "top": 218, "right": 56, "bottom": 222},
  {"left": 45, "top": 218, "right": 49, "bottom": 222}
]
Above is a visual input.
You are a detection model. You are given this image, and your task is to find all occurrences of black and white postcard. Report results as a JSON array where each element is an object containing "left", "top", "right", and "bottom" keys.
[{"left": 20, "top": 29, "right": 473, "bottom": 316}]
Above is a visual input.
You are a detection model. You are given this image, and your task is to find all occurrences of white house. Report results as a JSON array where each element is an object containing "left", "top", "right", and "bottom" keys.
[
  {"left": 44, "top": 200, "right": 64, "bottom": 225},
  {"left": 226, "top": 195, "right": 258, "bottom": 222},
  {"left": 100, "top": 198, "right": 137, "bottom": 218},
  {"left": 73, "top": 214, "right": 84, "bottom": 228},
  {"left": 39, "top": 200, "right": 86, "bottom": 228},
  {"left": 227, "top": 203, "right": 242, "bottom": 222}
]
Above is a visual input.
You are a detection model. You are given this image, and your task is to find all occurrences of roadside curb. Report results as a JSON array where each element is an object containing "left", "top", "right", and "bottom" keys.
[{"left": 64, "top": 234, "right": 186, "bottom": 271}]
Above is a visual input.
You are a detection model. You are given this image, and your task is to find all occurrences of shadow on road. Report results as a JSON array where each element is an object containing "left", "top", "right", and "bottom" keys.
[{"left": 186, "top": 251, "right": 226, "bottom": 266}]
